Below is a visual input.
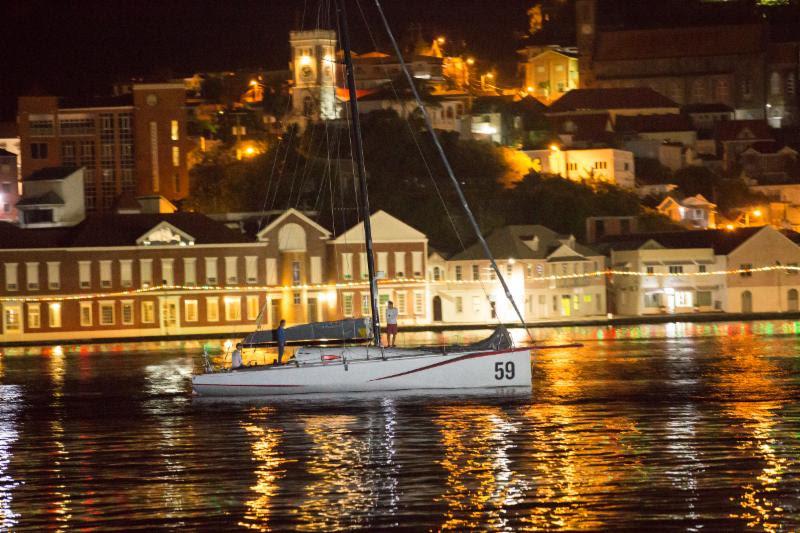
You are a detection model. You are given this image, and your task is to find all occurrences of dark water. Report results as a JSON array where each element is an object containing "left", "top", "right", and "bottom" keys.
[{"left": 3, "top": 323, "right": 800, "bottom": 531}]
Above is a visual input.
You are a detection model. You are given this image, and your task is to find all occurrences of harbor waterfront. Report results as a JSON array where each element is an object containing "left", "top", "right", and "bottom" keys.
[{"left": 1, "top": 320, "right": 800, "bottom": 529}]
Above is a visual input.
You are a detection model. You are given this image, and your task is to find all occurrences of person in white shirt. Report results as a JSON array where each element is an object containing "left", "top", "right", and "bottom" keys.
[
  {"left": 385, "top": 300, "right": 399, "bottom": 347},
  {"left": 231, "top": 343, "right": 243, "bottom": 370}
]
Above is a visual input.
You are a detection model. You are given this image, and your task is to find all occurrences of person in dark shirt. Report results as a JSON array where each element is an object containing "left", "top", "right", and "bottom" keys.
[{"left": 276, "top": 319, "right": 287, "bottom": 364}]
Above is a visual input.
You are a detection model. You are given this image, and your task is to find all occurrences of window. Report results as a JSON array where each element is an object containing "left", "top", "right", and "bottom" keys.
[
  {"left": 396, "top": 292, "right": 407, "bottom": 314},
  {"left": 361, "top": 294, "right": 370, "bottom": 315},
  {"left": 699, "top": 264, "right": 707, "bottom": 273},
  {"left": 47, "top": 262, "right": 60, "bottom": 290},
  {"left": 100, "top": 260, "right": 112, "bottom": 288},
  {"left": 646, "top": 266, "right": 655, "bottom": 275},
  {"left": 675, "top": 291, "right": 693, "bottom": 307},
  {"left": 292, "top": 260, "right": 301, "bottom": 285},
  {"left": 455, "top": 265, "right": 462, "bottom": 281},
  {"left": 343, "top": 293, "right": 354, "bottom": 317},
  {"left": 414, "top": 291, "right": 424, "bottom": 315},
  {"left": 184, "top": 258, "right": 197, "bottom": 286},
  {"left": 206, "top": 297, "right": 220, "bottom": 321},
  {"left": 161, "top": 258, "right": 174, "bottom": 285},
  {"left": 172, "top": 146, "right": 180, "bottom": 167},
  {"left": 224, "top": 297, "right": 241, "bottom": 321},
  {"left": 99, "top": 301, "right": 115, "bottom": 325},
  {"left": 310, "top": 256, "right": 322, "bottom": 284},
  {"left": 141, "top": 301, "right": 155, "bottom": 323},
  {"left": 433, "top": 267, "right": 441, "bottom": 281},
  {"left": 266, "top": 258, "right": 277, "bottom": 285},
  {"left": 245, "top": 256, "right": 258, "bottom": 284},
  {"left": 645, "top": 293, "right": 661, "bottom": 308},
  {"left": 140, "top": 259, "right": 153, "bottom": 287},
  {"left": 48, "top": 303, "right": 62, "bottom": 328},
  {"left": 119, "top": 260, "right": 133, "bottom": 288},
  {"left": 79, "top": 261, "right": 91, "bottom": 289},
  {"left": 412, "top": 252, "right": 423, "bottom": 277},
  {"left": 506, "top": 263, "right": 513, "bottom": 278},
  {"left": 668, "top": 265, "right": 683, "bottom": 274},
  {"left": 80, "top": 302, "right": 93, "bottom": 326},
  {"left": 377, "top": 252, "right": 388, "bottom": 276},
  {"left": 246, "top": 295, "right": 260, "bottom": 321},
  {"left": 394, "top": 251, "right": 405, "bottom": 277},
  {"left": 171, "top": 120, "right": 179, "bottom": 141},
  {"left": 293, "top": 292, "right": 301, "bottom": 305},
  {"left": 455, "top": 296, "right": 463, "bottom": 313},
  {"left": 26, "top": 262, "right": 39, "bottom": 290},
  {"left": 787, "top": 262, "right": 798, "bottom": 276},
  {"left": 225, "top": 257, "right": 238, "bottom": 284},
  {"left": 342, "top": 253, "right": 353, "bottom": 280},
  {"left": 472, "top": 264, "right": 480, "bottom": 281},
  {"left": 6, "top": 263, "right": 19, "bottom": 291},
  {"left": 696, "top": 291, "right": 712, "bottom": 307},
  {"left": 593, "top": 161, "right": 608, "bottom": 170},
  {"left": 740, "top": 263, "right": 753, "bottom": 277},
  {"left": 358, "top": 253, "right": 368, "bottom": 280},
  {"left": 205, "top": 257, "right": 218, "bottom": 284},
  {"left": 121, "top": 300, "right": 134, "bottom": 325},
  {"left": 30, "top": 143, "right": 48, "bottom": 159},
  {"left": 29, "top": 117, "right": 54, "bottom": 136},
  {"left": 27, "top": 303, "right": 41, "bottom": 329},
  {"left": 184, "top": 299, "right": 199, "bottom": 322}
]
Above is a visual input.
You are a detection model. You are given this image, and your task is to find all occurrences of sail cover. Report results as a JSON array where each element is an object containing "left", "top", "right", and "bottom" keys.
[{"left": 242, "top": 318, "right": 373, "bottom": 347}]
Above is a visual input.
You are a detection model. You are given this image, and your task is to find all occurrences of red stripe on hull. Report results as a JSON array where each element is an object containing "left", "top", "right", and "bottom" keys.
[
  {"left": 193, "top": 383, "right": 302, "bottom": 388},
  {"left": 370, "top": 348, "right": 526, "bottom": 382}
]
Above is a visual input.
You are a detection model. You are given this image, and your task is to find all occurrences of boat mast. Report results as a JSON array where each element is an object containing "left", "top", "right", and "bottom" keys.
[{"left": 337, "top": 0, "right": 383, "bottom": 347}]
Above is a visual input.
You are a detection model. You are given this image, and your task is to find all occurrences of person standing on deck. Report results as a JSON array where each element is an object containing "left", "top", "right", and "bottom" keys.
[
  {"left": 385, "top": 301, "right": 399, "bottom": 347},
  {"left": 231, "top": 343, "right": 243, "bottom": 370},
  {"left": 276, "top": 319, "right": 287, "bottom": 364}
]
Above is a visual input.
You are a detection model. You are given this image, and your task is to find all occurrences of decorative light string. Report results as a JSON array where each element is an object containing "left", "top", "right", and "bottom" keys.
[{"left": 2, "top": 265, "right": 798, "bottom": 303}]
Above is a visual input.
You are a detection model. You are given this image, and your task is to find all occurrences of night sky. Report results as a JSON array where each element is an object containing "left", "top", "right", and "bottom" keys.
[{"left": 3, "top": 0, "right": 799, "bottom": 121}]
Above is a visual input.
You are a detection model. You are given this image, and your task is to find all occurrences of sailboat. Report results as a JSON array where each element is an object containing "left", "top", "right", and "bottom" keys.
[{"left": 191, "top": 0, "right": 532, "bottom": 397}]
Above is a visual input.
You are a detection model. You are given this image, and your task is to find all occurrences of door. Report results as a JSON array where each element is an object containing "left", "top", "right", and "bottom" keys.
[
  {"left": 561, "top": 295, "right": 572, "bottom": 317},
  {"left": 307, "top": 297, "right": 318, "bottom": 323},
  {"left": 271, "top": 299, "right": 281, "bottom": 327},
  {"left": 2, "top": 303, "right": 22, "bottom": 340},
  {"left": 160, "top": 297, "right": 179, "bottom": 333},
  {"left": 432, "top": 296, "right": 443, "bottom": 322},
  {"left": 788, "top": 289, "right": 798, "bottom": 312},
  {"left": 741, "top": 291, "right": 753, "bottom": 313}
]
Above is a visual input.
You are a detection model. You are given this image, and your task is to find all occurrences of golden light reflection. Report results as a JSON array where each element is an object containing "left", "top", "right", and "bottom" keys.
[
  {"left": 432, "top": 405, "right": 524, "bottom": 531},
  {"left": 48, "top": 348, "right": 66, "bottom": 400},
  {"left": 295, "top": 415, "right": 372, "bottom": 531},
  {"left": 0, "top": 385, "right": 22, "bottom": 530},
  {"left": 712, "top": 338, "right": 791, "bottom": 532},
  {"left": 239, "top": 407, "right": 290, "bottom": 531},
  {"left": 49, "top": 419, "right": 73, "bottom": 530}
]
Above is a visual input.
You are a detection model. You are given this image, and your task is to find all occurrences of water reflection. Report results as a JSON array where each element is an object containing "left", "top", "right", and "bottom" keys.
[
  {"left": 239, "top": 407, "right": 288, "bottom": 531},
  {"left": 433, "top": 405, "right": 523, "bottom": 531},
  {"left": 0, "top": 385, "right": 21, "bottom": 530}
]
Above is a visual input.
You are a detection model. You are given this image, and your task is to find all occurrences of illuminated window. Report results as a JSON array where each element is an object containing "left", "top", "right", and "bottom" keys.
[
  {"left": 26, "top": 262, "right": 39, "bottom": 290},
  {"left": 99, "top": 301, "right": 114, "bottom": 325},
  {"left": 206, "top": 297, "right": 220, "bottom": 321},
  {"left": 246, "top": 295, "right": 260, "bottom": 321},
  {"left": 141, "top": 301, "right": 155, "bottom": 323},
  {"left": 342, "top": 253, "right": 353, "bottom": 280},
  {"left": 184, "top": 299, "right": 198, "bottom": 322},
  {"left": 394, "top": 251, "right": 405, "bottom": 277},
  {"left": 292, "top": 260, "right": 301, "bottom": 285},
  {"left": 80, "top": 302, "right": 93, "bottom": 326},
  {"left": 246, "top": 256, "right": 258, "bottom": 284},
  {"left": 184, "top": 258, "right": 197, "bottom": 286},
  {"left": 121, "top": 300, "right": 134, "bottom": 325},
  {"left": 100, "top": 260, "right": 112, "bottom": 288},
  {"left": 27, "top": 303, "right": 41, "bottom": 329},
  {"left": 140, "top": 259, "right": 153, "bottom": 287},
  {"left": 172, "top": 146, "right": 180, "bottom": 167},
  {"left": 79, "top": 261, "right": 91, "bottom": 289},
  {"left": 740, "top": 263, "right": 753, "bottom": 277},
  {"left": 48, "top": 303, "right": 62, "bottom": 328},
  {"left": 343, "top": 293, "right": 354, "bottom": 317},
  {"left": 293, "top": 292, "right": 301, "bottom": 306},
  {"left": 171, "top": 120, "right": 179, "bottom": 141},
  {"left": 205, "top": 257, "right": 218, "bottom": 285},
  {"left": 224, "top": 297, "right": 241, "bottom": 321},
  {"left": 47, "top": 262, "right": 60, "bottom": 290},
  {"left": 225, "top": 257, "right": 238, "bottom": 285}
]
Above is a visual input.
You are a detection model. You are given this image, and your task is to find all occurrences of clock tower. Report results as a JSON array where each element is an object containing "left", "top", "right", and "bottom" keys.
[{"left": 290, "top": 29, "right": 337, "bottom": 122}]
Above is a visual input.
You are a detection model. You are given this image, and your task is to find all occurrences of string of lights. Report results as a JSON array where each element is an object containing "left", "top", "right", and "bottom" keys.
[{"left": 2, "top": 265, "right": 798, "bottom": 303}]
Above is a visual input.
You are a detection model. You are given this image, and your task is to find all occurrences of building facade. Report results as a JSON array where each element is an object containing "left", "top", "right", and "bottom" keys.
[
  {"left": 0, "top": 149, "right": 18, "bottom": 222},
  {"left": 17, "top": 83, "right": 189, "bottom": 212},
  {"left": 524, "top": 147, "right": 636, "bottom": 189}
]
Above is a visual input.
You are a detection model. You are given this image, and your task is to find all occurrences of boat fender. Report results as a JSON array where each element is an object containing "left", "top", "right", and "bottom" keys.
[{"left": 344, "top": 363, "right": 349, "bottom": 372}]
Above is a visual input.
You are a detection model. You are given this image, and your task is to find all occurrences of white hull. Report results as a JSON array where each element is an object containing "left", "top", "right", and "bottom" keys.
[{"left": 192, "top": 347, "right": 532, "bottom": 397}]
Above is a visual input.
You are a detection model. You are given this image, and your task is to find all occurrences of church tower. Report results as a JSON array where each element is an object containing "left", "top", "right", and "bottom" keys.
[
  {"left": 575, "top": 0, "right": 597, "bottom": 88},
  {"left": 289, "top": 30, "right": 337, "bottom": 122}
]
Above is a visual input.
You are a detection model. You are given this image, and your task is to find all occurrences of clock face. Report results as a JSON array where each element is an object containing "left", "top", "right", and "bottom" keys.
[
  {"left": 301, "top": 65, "right": 314, "bottom": 81},
  {"left": 146, "top": 93, "right": 158, "bottom": 106}
]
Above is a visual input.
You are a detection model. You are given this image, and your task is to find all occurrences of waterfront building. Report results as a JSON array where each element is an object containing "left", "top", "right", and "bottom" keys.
[
  {"left": 606, "top": 226, "right": 800, "bottom": 316},
  {"left": 434, "top": 225, "right": 607, "bottom": 323},
  {"left": 524, "top": 146, "right": 635, "bottom": 189},
  {"left": 17, "top": 83, "right": 189, "bottom": 212}
]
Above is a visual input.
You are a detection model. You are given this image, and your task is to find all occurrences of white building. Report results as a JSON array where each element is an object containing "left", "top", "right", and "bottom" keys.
[
  {"left": 430, "top": 225, "right": 607, "bottom": 324},
  {"left": 524, "top": 147, "right": 635, "bottom": 189},
  {"left": 17, "top": 167, "right": 85, "bottom": 228}
]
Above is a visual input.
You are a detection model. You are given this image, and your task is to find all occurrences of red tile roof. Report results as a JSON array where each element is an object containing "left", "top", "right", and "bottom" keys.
[
  {"left": 548, "top": 88, "right": 679, "bottom": 113},
  {"left": 547, "top": 113, "right": 613, "bottom": 142},
  {"left": 595, "top": 24, "right": 766, "bottom": 62},
  {"left": 714, "top": 120, "right": 774, "bottom": 142},
  {"left": 615, "top": 114, "right": 695, "bottom": 133}
]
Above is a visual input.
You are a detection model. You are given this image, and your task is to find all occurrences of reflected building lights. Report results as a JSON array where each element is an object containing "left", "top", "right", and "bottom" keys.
[{"left": 0, "top": 385, "right": 22, "bottom": 530}]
